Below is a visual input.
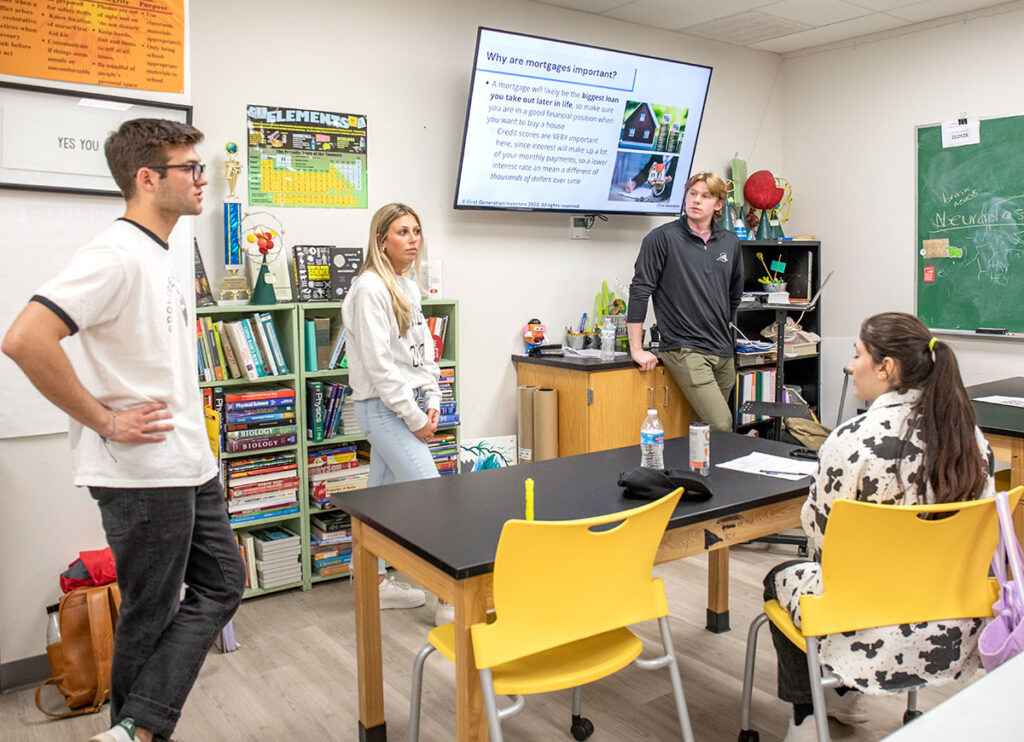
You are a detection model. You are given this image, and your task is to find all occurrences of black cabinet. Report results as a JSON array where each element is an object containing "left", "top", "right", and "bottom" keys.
[{"left": 733, "top": 240, "right": 822, "bottom": 438}]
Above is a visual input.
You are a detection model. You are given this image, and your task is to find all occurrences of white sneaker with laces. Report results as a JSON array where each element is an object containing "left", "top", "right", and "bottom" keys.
[
  {"left": 781, "top": 715, "right": 819, "bottom": 742},
  {"left": 826, "top": 687, "right": 868, "bottom": 724},
  {"left": 434, "top": 600, "right": 455, "bottom": 626},
  {"left": 379, "top": 575, "right": 426, "bottom": 609}
]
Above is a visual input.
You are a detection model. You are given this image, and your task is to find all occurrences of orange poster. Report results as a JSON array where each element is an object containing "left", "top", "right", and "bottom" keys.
[{"left": 0, "top": 0, "right": 185, "bottom": 94}]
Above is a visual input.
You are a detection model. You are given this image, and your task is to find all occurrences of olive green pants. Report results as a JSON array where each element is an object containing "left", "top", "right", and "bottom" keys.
[{"left": 660, "top": 347, "right": 735, "bottom": 431}]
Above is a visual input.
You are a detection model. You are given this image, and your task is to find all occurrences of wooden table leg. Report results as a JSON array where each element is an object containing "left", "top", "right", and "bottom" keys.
[
  {"left": 352, "top": 520, "right": 387, "bottom": 741},
  {"left": 706, "top": 547, "right": 730, "bottom": 633},
  {"left": 454, "top": 574, "right": 491, "bottom": 741}
]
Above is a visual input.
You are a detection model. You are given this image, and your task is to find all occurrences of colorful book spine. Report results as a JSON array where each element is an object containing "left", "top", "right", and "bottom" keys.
[
  {"left": 250, "top": 316, "right": 278, "bottom": 375},
  {"left": 225, "top": 386, "right": 294, "bottom": 402},
  {"left": 225, "top": 321, "right": 259, "bottom": 380},
  {"left": 226, "top": 396, "right": 296, "bottom": 411},
  {"left": 224, "top": 433, "right": 298, "bottom": 453},
  {"left": 304, "top": 320, "right": 318, "bottom": 372},
  {"left": 226, "top": 424, "right": 297, "bottom": 441},
  {"left": 240, "top": 319, "right": 267, "bottom": 377},
  {"left": 307, "top": 380, "right": 324, "bottom": 442},
  {"left": 258, "top": 313, "right": 289, "bottom": 374}
]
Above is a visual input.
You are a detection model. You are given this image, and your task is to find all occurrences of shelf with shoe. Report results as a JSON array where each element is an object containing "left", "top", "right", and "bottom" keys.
[
  {"left": 733, "top": 240, "right": 822, "bottom": 440},
  {"left": 197, "top": 303, "right": 305, "bottom": 599}
]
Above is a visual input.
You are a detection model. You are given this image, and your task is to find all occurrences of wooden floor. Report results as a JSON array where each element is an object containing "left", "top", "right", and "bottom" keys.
[{"left": 0, "top": 542, "right": 965, "bottom": 741}]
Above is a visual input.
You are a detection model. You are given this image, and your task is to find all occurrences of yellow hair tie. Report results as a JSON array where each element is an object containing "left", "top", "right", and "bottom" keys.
[{"left": 928, "top": 337, "right": 938, "bottom": 352}]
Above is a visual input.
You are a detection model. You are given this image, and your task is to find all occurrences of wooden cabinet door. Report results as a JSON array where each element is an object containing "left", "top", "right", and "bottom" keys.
[
  {"left": 587, "top": 367, "right": 646, "bottom": 453},
  {"left": 655, "top": 367, "right": 690, "bottom": 439}
]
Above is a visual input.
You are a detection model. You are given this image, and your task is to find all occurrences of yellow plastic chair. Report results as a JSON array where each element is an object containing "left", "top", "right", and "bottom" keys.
[
  {"left": 738, "top": 486, "right": 1023, "bottom": 742},
  {"left": 408, "top": 489, "right": 694, "bottom": 741}
]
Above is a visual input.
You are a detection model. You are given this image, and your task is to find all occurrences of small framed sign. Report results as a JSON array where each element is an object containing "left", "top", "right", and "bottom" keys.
[{"left": 0, "top": 82, "right": 191, "bottom": 197}]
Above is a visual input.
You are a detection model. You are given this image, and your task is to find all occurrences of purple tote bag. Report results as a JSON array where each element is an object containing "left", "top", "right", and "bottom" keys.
[{"left": 978, "top": 490, "right": 1024, "bottom": 672}]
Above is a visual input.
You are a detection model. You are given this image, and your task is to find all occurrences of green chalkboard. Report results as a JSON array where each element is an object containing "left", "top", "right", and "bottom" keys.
[{"left": 916, "top": 115, "right": 1024, "bottom": 334}]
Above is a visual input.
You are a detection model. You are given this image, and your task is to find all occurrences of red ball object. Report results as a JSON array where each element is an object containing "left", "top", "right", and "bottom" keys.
[
  {"left": 744, "top": 169, "right": 785, "bottom": 210},
  {"left": 257, "top": 237, "right": 267, "bottom": 249},
  {"left": 266, "top": 240, "right": 274, "bottom": 250}
]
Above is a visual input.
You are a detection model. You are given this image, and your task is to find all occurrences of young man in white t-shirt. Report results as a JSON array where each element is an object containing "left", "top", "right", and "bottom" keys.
[{"left": 3, "top": 119, "right": 245, "bottom": 742}]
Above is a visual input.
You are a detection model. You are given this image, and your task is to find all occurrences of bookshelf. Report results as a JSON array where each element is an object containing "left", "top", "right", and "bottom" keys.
[
  {"left": 198, "top": 299, "right": 460, "bottom": 596},
  {"left": 733, "top": 240, "right": 822, "bottom": 439}
]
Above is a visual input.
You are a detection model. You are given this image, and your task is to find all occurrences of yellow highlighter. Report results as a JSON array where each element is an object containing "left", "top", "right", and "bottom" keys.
[{"left": 525, "top": 478, "right": 535, "bottom": 521}]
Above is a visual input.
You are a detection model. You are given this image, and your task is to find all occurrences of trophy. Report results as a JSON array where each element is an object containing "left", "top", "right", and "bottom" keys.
[{"left": 219, "top": 142, "right": 250, "bottom": 304}]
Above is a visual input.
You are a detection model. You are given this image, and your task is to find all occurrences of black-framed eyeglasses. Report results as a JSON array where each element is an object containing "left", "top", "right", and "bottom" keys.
[{"left": 147, "top": 162, "right": 206, "bottom": 182}]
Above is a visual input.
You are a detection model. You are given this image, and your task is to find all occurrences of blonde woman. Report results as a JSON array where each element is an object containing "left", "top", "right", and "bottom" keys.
[{"left": 342, "top": 203, "right": 443, "bottom": 616}]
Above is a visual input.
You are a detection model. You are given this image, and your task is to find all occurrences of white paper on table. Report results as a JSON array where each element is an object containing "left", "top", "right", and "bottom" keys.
[
  {"left": 974, "top": 395, "right": 1024, "bottom": 409},
  {"left": 716, "top": 452, "right": 818, "bottom": 480}
]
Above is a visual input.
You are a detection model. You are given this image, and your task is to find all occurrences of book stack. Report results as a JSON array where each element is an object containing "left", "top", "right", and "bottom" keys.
[
  {"left": 307, "top": 443, "right": 360, "bottom": 509},
  {"left": 225, "top": 452, "right": 299, "bottom": 525},
  {"left": 221, "top": 387, "right": 297, "bottom": 453},
  {"left": 736, "top": 368, "right": 778, "bottom": 424},
  {"left": 425, "top": 314, "right": 449, "bottom": 359},
  {"left": 305, "top": 380, "right": 351, "bottom": 442},
  {"left": 196, "top": 312, "right": 290, "bottom": 382},
  {"left": 310, "top": 511, "right": 353, "bottom": 577},
  {"left": 436, "top": 368, "right": 458, "bottom": 427},
  {"left": 309, "top": 461, "right": 371, "bottom": 509},
  {"left": 303, "top": 317, "right": 346, "bottom": 371},
  {"left": 250, "top": 526, "right": 302, "bottom": 589},
  {"left": 340, "top": 397, "right": 362, "bottom": 436},
  {"left": 427, "top": 433, "right": 459, "bottom": 477}
]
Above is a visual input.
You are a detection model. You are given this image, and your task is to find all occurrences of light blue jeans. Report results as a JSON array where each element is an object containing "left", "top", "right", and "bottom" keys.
[{"left": 354, "top": 394, "right": 439, "bottom": 574}]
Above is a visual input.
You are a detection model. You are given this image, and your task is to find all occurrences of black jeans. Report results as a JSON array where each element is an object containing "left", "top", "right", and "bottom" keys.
[
  {"left": 90, "top": 476, "right": 245, "bottom": 737},
  {"left": 763, "top": 559, "right": 816, "bottom": 705}
]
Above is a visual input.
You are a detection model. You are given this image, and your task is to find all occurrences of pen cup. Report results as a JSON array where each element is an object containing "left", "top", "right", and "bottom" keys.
[{"left": 566, "top": 332, "right": 585, "bottom": 350}]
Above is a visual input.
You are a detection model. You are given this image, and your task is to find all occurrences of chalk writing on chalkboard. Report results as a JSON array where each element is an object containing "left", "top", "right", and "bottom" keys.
[{"left": 916, "top": 114, "right": 1024, "bottom": 335}]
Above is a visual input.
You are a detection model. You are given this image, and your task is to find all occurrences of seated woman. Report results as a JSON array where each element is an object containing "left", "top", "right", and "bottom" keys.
[{"left": 766, "top": 312, "right": 995, "bottom": 742}]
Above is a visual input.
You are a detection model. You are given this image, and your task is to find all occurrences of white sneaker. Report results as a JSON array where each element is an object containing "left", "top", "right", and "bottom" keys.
[
  {"left": 826, "top": 687, "right": 868, "bottom": 724},
  {"left": 379, "top": 575, "right": 425, "bottom": 609},
  {"left": 781, "top": 715, "right": 818, "bottom": 742},
  {"left": 88, "top": 718, "right": 138, "bottom": 742},
  {"left": 434, "top": 600, "right": 455, "bottom": 626}
]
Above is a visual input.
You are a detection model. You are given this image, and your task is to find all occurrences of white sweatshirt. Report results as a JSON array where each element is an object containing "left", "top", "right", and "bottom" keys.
[{"left": 341, "top": 271, "right": 441, "bottom": 432}]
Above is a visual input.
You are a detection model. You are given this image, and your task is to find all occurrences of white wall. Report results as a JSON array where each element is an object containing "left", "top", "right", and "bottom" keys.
[
  {"left": 780, "top": 2, "right": 1024, "bottom": 419},
  {"left": 0, "top": 0, "right": 782, "bottom": 664}
]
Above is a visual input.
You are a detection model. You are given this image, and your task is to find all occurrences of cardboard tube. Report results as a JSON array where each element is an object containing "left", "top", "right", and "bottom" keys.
[
  {"left": 533, "top": 388, "right": 559, "bottom": 461},
  {"left": 517, "top": 385, "right": 538, "bottom": 462}
]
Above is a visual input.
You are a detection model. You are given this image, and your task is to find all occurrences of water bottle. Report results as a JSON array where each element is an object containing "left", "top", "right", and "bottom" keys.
[
  {"left": 640, "top": 409, "right": 664, "bottom": 469},
  {"left": 600, "top": 317, "right": 616, "bottom": 361},
  {"left": 46, "top": 603, "right": 60, "bottom": 647},
  {"left": 689, "top": 423, "right": 710, "bottom": 477}
]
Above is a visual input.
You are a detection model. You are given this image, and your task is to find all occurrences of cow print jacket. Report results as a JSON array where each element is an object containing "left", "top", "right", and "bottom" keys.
[{"left": 771, "top": 388, "right": 995, "bottom": 694}]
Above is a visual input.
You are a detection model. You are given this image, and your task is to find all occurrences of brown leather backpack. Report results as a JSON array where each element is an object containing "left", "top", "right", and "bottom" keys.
[{"left": 35, "top": 583, "right": 120, "bottom": 718}]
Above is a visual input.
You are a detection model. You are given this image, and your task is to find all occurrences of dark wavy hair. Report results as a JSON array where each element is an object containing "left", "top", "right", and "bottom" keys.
[
  {"left": 859, "top": 312, "right": 987, "bottom": 504},
  {"left": 104, "top": 118, "right": 204, "bottom": 199}
]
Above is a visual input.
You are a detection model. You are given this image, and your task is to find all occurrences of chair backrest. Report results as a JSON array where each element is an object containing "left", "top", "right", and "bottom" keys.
[
  {"left": 471, "top": 488, "right": 682, "bottom": 670},
  {"left": 800, "top": 487, "right": 1023, "bottom": 637}
]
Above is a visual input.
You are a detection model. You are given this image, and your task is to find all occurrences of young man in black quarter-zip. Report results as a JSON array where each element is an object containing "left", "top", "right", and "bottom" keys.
[{"left": 627, "top": 171, "right": 743, "bottom": 431}]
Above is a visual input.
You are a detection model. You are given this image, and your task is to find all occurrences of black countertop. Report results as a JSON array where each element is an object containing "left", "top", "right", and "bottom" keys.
[
  {"left": 335, "top": 432, "right": 810, "bottom": 580},
  {"left": 968, "top": 377, "right": 1024, "bottom": 437},
  {"left": 511, "top": 352, "right": 645, "bottom": 371}
]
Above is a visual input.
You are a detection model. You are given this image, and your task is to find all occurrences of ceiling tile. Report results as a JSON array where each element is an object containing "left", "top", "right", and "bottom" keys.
[
  {"left": 885, "top": 0, "right": 1007, "bottom": 22},
  {"left": 761, "top": 0, "right": 870, "bottom": 26},
  {"left": 529, "top": 0, "right": 631, "bottom": 12},
  {"left": 749, "top": 11, "right": 906, "bottom": 51},
  {"left": 681, "top": 11, "right": 812, "bottom": 45},
  {"left": 603, "top": 0, "right": 778, "bottom": 31}
]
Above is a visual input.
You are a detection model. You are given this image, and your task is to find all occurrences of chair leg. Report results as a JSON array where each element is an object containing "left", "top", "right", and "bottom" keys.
[
  {"left": 903, "top": 688, "right": 922, "bottom": 724},
  {"left": 804, "top": 636, "right": 830, "bottom": 742},
  {"left": 657, "top": 616, "right": 696, "bottom": 742},
  {"left": 569, "top": 686, "right": 595, "bottom": 741},
  {"left": 739, "top": 612, "right": 769, "bottom": 731},
  {"left": 478, "top": 668, "right": 505, "bottom": 742},
  {"left": 409, "top": 643, "right": 436, "bottom": 742}
]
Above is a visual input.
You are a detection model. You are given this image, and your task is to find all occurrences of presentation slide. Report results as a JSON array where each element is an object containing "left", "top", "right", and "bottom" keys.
[{"left": 454, "top": 28, "right": 712, "bottom": 215}]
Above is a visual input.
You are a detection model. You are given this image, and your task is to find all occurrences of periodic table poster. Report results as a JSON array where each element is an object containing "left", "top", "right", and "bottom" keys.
[{"left": 246, "top": 104, "right": 367, "bottom": 209}]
